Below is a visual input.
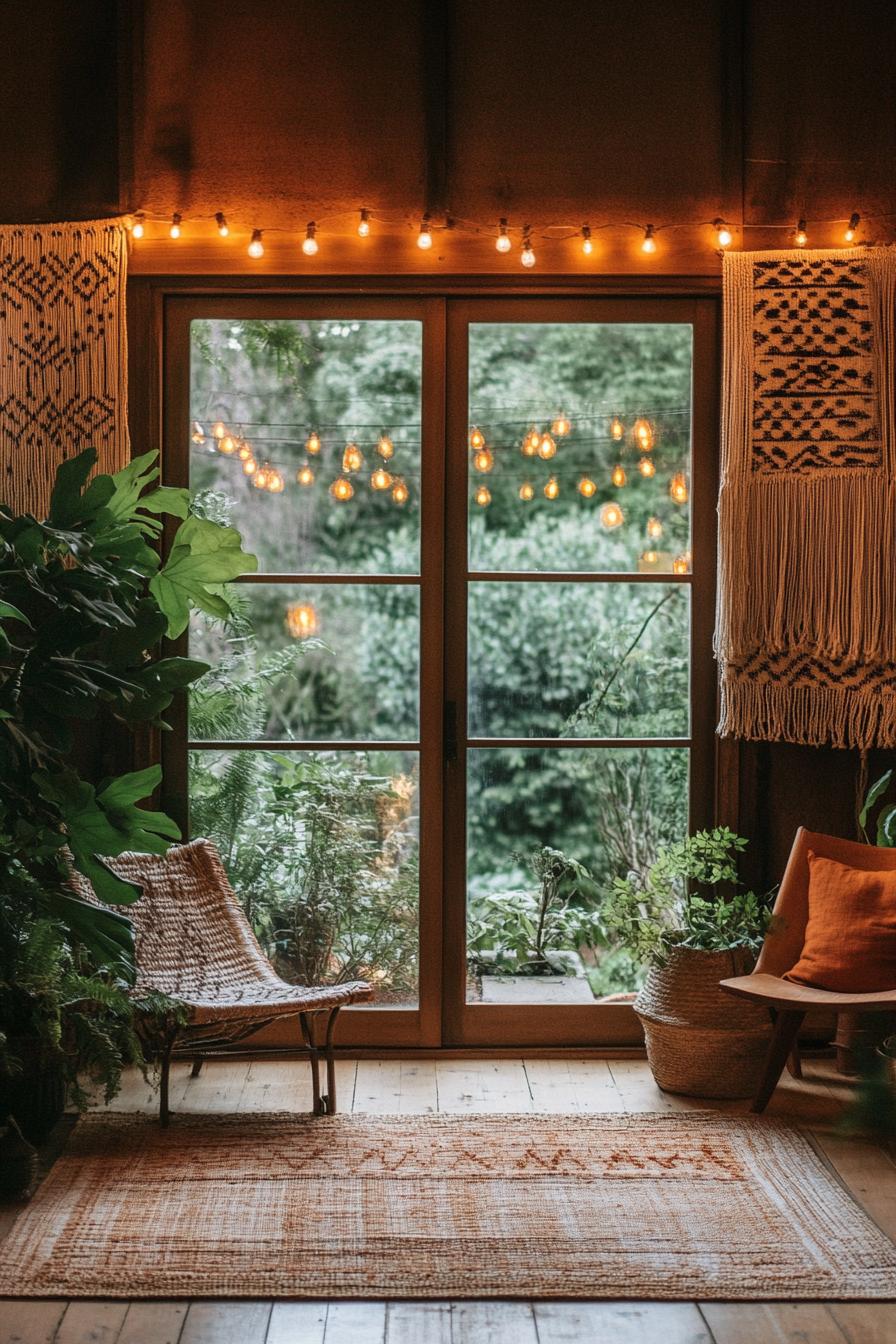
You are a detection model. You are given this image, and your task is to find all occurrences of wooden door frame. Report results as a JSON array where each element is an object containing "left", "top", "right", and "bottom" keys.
[{"left": 128, "top": 274, "right": 722, "bottom": 1053}]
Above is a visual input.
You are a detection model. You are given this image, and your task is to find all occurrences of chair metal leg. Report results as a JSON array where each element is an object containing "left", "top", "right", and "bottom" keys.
[
  {"left": 190, "top": 1057, "right": 204, "bottom": 1078},
  {"left": 751, "top": 1009, "right": 806, "bottom": 1114},
  {"left": 159, "top": 1039, "right": 174, "bottom": 1128},
  {"left": 300, "top": 1012, "right": 323, "bottom": 1114},
  {"left": 322, "top": 1007, "right": 342, "bottom": 1114}
]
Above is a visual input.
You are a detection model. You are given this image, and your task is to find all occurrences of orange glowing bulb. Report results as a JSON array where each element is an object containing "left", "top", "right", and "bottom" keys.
[
  {"left": 519, "top": 482, "right": 535, "bottom": 501},
  {"left": 611, "top": 464, "right": 627, "bottom": 488},
  {"left": 342, "top": 442, "right": 364, "bottom": 473},
  {"left": 191, "top": 421, "right": 206, "bottom": 445},
  {"left": 552, "top": 412, "right": 572, "bottom": 437},
  {"left": 285, "top": 602, "right": 318, "bottom": 639},
  {"left": 646, "top": 516, "right": 663, "bottom": 540},
  {"left": 253, "top": 467, "right": 270, "bottom": 491},
  {"left": 219, "top": 434, "right": 237, "bottom": 455},
  {"left": 474, "top": 485, "right": 492, "bottom": 507},
  {"left": 578, "top": 477, "right": 597, "bottom": 498},
  {"left": 638, "top": 456, "right": 656, "bottom": 479},
  {"left": 610, "top": 415, "right": 624, "bottom": 441},
  {"left": 632, "top": 418, "right": 654, "bottom": 451},
  {"left": 669, "top": 473, "right": 689, "bottom": 504},
  {"left": 391, "top": 478, "right": 409, "bottom": 504},
  {"left": 237, "top": 441, "right": 254, "bottom": 462},
  {"left": 371, "top": 467, "right": 393, "bottom": 490},
  {"left": 522, "top": 427, "right": 541, "bottom": 456},
  {"left": 330, "top": 476, "right": 354, "bottom": 501},
  {"left": 600, "top": 502, "right": 624, "bottom": 529},
  {"left": 211, "top": 420, "right": 226, "bottom": 440},
  {"left": 296, "top": 464, "right": 315, "bottom": 486},
  {"left": 242, "top": 457, "right": 257, "bottom": 476},
  {"left": 672, "top": 555, "right": 689, "bottom": 575},
  {"left": 538, "top": 432, "right": 557, "bottom": 460},
  {"left": 543, "top": 477, "right": 560, "bottom": 500},
  {"left": 473, "top": 447, "right": 494, "bottom": 473},
  {"left": 377, "top": 434, "right": 395, "bottom": 460},
  {"left": 469, "top": 426, "right": 486, "bottom": 450}
]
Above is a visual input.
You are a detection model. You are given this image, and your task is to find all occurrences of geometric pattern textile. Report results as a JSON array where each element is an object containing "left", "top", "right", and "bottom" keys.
[
  {"left": 0, "top": 220, "right": 129, "bottom": 516},
  {"left": 1, "top": 1111, "right": 895, "bottom": 1299},
  {"left": 717, "top": 248, "right": 896, "bottom": 748}
]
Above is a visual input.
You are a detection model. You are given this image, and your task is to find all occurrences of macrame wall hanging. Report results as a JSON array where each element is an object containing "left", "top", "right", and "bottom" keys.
[
  {"left": 717, "top": 247, "right": 896, "bottom": 750},
  {"left": 0, "top": 219, "right": 130, "bottom": 518}
]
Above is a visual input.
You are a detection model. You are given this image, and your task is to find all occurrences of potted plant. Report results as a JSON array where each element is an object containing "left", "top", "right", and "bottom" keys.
[
  {"left": 0, "top": 447, "right": 255, "bottom": 1144},
  {"left": 602, "top": 828, "right": 775, "bottom": 1098}
]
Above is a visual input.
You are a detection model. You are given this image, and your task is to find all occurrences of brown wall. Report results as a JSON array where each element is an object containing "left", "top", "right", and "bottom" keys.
[{"left": 1, "top": 0, "right": 893, "bottom": 877}]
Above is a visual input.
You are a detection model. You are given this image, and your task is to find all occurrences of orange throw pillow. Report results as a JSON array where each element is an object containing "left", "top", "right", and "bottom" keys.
[{"left": 785, "top": 851, "right": 896, "bottom": 993}]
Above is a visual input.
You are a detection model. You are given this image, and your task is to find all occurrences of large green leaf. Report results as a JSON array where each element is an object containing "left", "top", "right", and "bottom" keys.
[
  {"left": 46, "top": 448, "right": 97, "bottom": 526},
  {"left": 0, "top": 600, "right": 31, "bottom": 627},
  {"left": 860, "top": 770, "right": 893, "bottom": 833},
  {"left": 122, "top": 656, "right": 210, "bottom": 723},
  {"left": 150, "top": 515, "right": 258, "bottom": 637},
  {"left": 44, "top": 889, "right": 136, "bottom": 978},
  {"left": 103, "top": 451, "right": 161, "bottom": 523}
]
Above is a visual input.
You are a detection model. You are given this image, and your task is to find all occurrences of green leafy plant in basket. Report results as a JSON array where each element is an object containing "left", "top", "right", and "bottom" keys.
[{"left": 0, "top": 447, "right": 256, "bottom": 1136}]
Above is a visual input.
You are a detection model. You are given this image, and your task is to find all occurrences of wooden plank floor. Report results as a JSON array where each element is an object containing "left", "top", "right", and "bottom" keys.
[{"left": 2, "top": 1056, "right": 895, "bottom": 1343}]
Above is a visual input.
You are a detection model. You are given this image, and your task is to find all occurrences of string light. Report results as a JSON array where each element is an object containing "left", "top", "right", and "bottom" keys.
[
  {"left": 538, "top": 432, "right": 557, "bottom": 460},
  {"left": 845, "top": 212, "right": 860, "bottom": 242},
  {"left": 642, "top": 550, "right": 659, "bottom": 566},
  {"left": 714, "top": 218, "right": 732, "bottom": 247},
  {"left": 371, "top": 466, "right": 393, "bottom": 490},
  {"left": 358, "top": 208, "right": 371, "bottom": 237},
  {"left": 578, "top": 476, "right": 597, "bottom": 498},
  {"left": 237, "top": 441, "right": 254, "bottom": 462},
  {"left": 248, "top": 229, "right": 264, "bottom": 258},
  {"left": 638, "top": 456, "right": 656, "bottom": 478},
  {"left": 191, "top": 421, "right": 205, "bottom": 444},
  {"left": 302, "top": 222, "right": 319, "bottom": 256},
  {"left": 632, "top": 417, "right": 654, "bottom": 451},
  {"left": 330, "top": 476, "right": 354, "bottom": 501},
  {"left": 377, "top": 434, "right": 395, "bottom": 459},
  {"left": 469, "top": 426, "right": 486, "bottom": 450},
  {"left": 669, "top": 472, "right": 689, "bottom": 504},
  {"left": 610, "top": 415, "right": 625, "bottom": 442},
  {"left": 551, "top": 412, "right": 572, "bottom": 437},
  {"left": 131, "top": 216, "right": 145, "bottom": 239},
  {"left": 474, "top": 484, "right": 492, "bottom": 507},
  {"left": 417, "top": 215, "right": 433, "bottom": 250},
  {"left": 641, "top": 224, "right": 656, "bottom": 254},
  {"left": 521, "top": 229, "right": 536, "bottom": 268},
  {"left": 391, "top": 478, "right": 409, "bottom": 504},
  {"left": 219, "top": 433, "right": 237, "bottom": 455},
  {"left": 242, "top": 457, "right": 257, "bottom": 476},
  {"left": 600, "top": 502, "right": 624, "bottom": 529},
  {"left": 253, "top": 465, "right": 270, "bottom": 490},
  {"left": 305, "top": 431, "right": 321, "bottom": 454},
  {"left": 581, "top": 225, "right": 593, "bottom": 256},
  {"left": 473, "top": 447, "right": 494, "bottom": 472},
  {"left": 296, "top": 464, "right": 315, "bottom": 486},
  {"left": 496, "top": 218, "right": 512, "bottom": 253},
  {"left": 611, "top": 464, "right": 627, "bottom": 487},
  {"left": 646, "top": 517, "right": 664, "bottom": 540},
  {"left": 342, "top": 441, "right": 364, "bottom": 472},
  {"left": 215, "top": 212, "right": 229, "bottom": 238},
  {"left": 519, "top": 482, "right": 535, "bottom": 501},
  {"left": 285, "top": 602, "right": 318, "bottom": 639},
  {"left": 267, "top": 468, "right": 285, "bottom": 494},
  {"left": 672, "top": 555, "right": 690, "bottom": 575},
  {"left": 169, "top": 213, "right": 182, "bottom": 239},
  {"left": 794, "top": 218, "right": 808, "bottom": 247},
  {"left": 544, "top": 477, "right": 560, "bottom": 500},
  {"left": 522, "top": 427, "right": 541, "bottom": 456}
]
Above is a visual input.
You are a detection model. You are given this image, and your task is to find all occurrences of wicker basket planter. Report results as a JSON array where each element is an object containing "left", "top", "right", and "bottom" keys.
[{"left": 635, "top": 946, "right": 772, "bottom": 1099}]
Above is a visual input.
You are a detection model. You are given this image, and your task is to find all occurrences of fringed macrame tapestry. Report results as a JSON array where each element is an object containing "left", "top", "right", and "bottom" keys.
[
  {"left": 717, "top": 248, "right": 896, "bottom": 750},
  {"left": 0, "top": 219, "right": 130, "bottom": 517}
]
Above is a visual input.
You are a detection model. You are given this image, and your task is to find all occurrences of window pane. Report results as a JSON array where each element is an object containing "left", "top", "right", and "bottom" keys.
[
  {"left": 468, "top": 582, "right": 689, "bottom": 739},
  {"left": 189, "top": 749, "right": 419, "bottom": 1006},
  {"left": 190, "top": 584, "right": 419, "bottom": 742},
  {"left": 467, "top": 323, "right": 692, "bottom": 573},
  {"left": 466, "top": 746, "right": 689, "bottom": 1001},
  {"left": 189, "top": 319, "right": 422, "bottom": 574}
]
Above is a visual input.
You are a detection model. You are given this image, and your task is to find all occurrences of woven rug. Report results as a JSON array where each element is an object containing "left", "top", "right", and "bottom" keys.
[
  {"left": 0, "top": 219, "right": 130, "bottom": 517},
  {"left": 717, "top": 247, "right": 896, "bottom": 749},
  {"left": 2, "top": 1112, "right": 895, "bottom": 1299}
]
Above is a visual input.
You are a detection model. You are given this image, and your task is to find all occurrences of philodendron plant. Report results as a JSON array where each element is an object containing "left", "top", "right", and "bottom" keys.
[{"left": 0, "top": 447, "right": 257, "bottom": 979}]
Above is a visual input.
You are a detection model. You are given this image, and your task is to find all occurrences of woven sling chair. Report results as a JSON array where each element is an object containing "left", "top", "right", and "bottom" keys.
[
  {"left": 75, "top": 838, "right": 372, "bottom": 1125},
  {"left": 720, "top": 828, "right": 896, "bottom": 1113}
]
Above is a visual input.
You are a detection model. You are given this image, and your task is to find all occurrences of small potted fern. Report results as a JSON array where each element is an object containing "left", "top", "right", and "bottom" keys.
[{"left": 603, "top": 828, "right": 774, "bottom": 1098}]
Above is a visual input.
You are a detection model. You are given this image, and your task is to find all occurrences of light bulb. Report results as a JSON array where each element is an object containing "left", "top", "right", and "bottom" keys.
[
  {"left": 646, "top": 516, "right": 663, "bottom": 540},
  {"left": 521, "top": 233, "right": 536, "bottom": 268},
  {"left": 552, "top": 412, "right": 572, "bottom": 437},
  {"left": 330, "top": 476, "right": 354, "bottom": 501},
  {"left": 538, "top": 432, "right": 557, "bottom": 460},
  {"left": 358, "top": 208, "right": 371, "bottom": 237},
  {"left": 342, "top": 442, "right": 363, "bottom": 473},
  {"left": 302, "top": 222, "right": 319, "bottom": 256},
  {"left": 611, "top": 464, "right": 627, "bottom": 488},
  {"left": 845, "top": 212, "right": 860, "bottom": 243},
  {"left": 242, "top": 457, "right": 257, "bottom": 476},
  {"left": 669, "top": 472, "right": 689, "bottom": 504},
  {"left": 672, "top": 555, "right": 689, "bottom": 575},
  {"left": 473, "top": 447, "right": 494, "bottom": 473},
  {"left": 211, "top": 420, "right": 226, "bottom": 440},
  {"left": 237, "top": 441, "right": 253, "bottom": 461},
  {"left": 215, "top": 212, "right": 229, "bottom": 238},
  {"left": 474, "top": 485, "right": 492, "bottom": 507},
  {"left": 496, "top": 218, "right": 512, "bottom": 253},
  {"left": 131, "top": 217, "right": 145, "bottom": 239},
  {"left": 219, "top": 434, "right": 237, "bottom": 455},
  {"left": 714, "top": 219, "right": 732, "bottom": 247},
  {"left": 296, "top": 464, "right": 315, "bottom": 487},
  {"left": 253, "top": 466, "right": 270, "bottom": 491},
  {"left": 581, "top": 225, "right": 593, "bottom": 256},
  {"left": 391, "top": 478, "right": 409, "bottom": 504},
  {"left": 191, "top": 421, "right": 205, "bottom": 445},
  {"left": 544, "top": 477, "right": 560, "bottom": 500},
  {"left": 248, "top": 229, "right": 264, "bottom": 259},
  {"left": 469, "top": 426, "right": 486, "bottom": 450},
  {"left": 600, "top": 502, "right": 624, "bottom": 529},
  {"left": 377, "top": 434, "right": 394, "bottom": 460},
  {"left": 794, "top": 218, "right": 808, "bottom": 247},
  {"left": 417, "top": 216, "right": 433, "bottom": 250},
  {"left": 285, "top": 602, "right": 318, "bottom": 639},
  {"left": 169, "top": 213, "right": 182, "bottom": 239},
  {"left": 266, "top": 469, "right": 285, "bottom": 494},
  {"left": 638, "top": 456, "right": 656, "bottom": 478},
  {"left": 641, "top": 224, "right": 656, "bottom": 254},
  {"left": 633, "top": 417, "right": 655, "bottom": 451},
  {"left": 578, "top": 477, "right": 597, "bottom": 498},
  {"left": 521, "top": 427, "right": 541, "bottom": 456},
  {"left": 371, "top": 467, "right": 393, "bottom": 490},
  {"left": 610, "top": 415, "right": 624, "bottom": 441},
  {"left": 519, "top": 482, "right": 535, "bottom": 501},
  {"left": 642, "top": 550, "right": 659, "bottom": 565},
  {"left": 305, "top": 431, "right": 321, "bottom": 454}
]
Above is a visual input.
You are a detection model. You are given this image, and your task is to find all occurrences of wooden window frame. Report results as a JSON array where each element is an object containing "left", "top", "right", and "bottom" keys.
[{"left": 129, "top": 275, "right": 721, "bottom": 1053}]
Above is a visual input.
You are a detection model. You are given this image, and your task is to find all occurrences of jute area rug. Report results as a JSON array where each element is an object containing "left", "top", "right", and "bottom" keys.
[{"left": 2, "top": 1111, "right": 895, "bottom": 1299}]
